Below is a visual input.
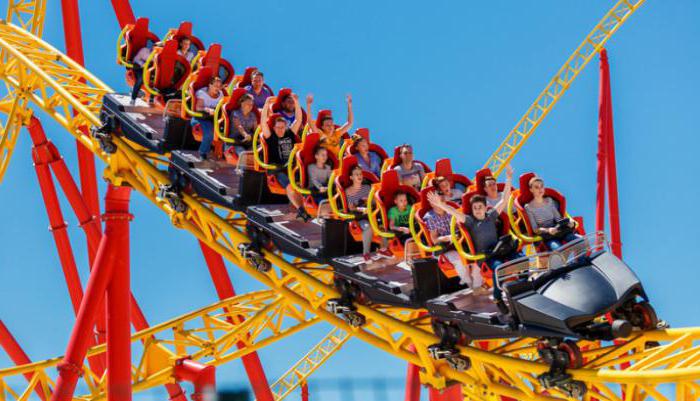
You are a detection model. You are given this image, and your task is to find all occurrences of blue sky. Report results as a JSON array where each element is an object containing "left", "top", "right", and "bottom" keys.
[{"left": 1, "top": 1, "right": 699, "bottom": 400}]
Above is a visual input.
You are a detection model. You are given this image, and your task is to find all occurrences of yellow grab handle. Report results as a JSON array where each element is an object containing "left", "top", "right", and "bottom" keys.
[
  {"left": 450, "top": 216, "right": 486, "bottom": 262},
  {"left": 141, "top": 50, "right": 160, "bottom": 96},
  {"left": 408, "top": 203, "right": 442, "bottom": 253},
  {"left": 507, "top": 194, "right": 542, "bottom": 243},
  {"left": 116, "top": 26, "right": 133, "bottom": 68},
  {"left": 327, "top": 171, "right": 355, "bottom": 220},
  {"left": 288, "top": 146, "right": 310, "bottom": 196},
  {"left": 213, "top": 98, "right": 236, "bottom": 144},
  {"left": 181, "top": 74, "right": 205, "bottom": 119},
  {"left": 252, "top": 126, "right": 279, "bottom": 171},
  {"left": 367, "top": 186, "right": 395, "bottom": 239}
]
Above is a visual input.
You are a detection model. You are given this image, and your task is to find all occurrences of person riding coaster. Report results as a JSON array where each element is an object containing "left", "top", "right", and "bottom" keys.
[
  {"left": 421, "top": 158, "right": 472, "bottom": 202},
  {"left": 140, "top": 39, "right": 192, "bottom": 105},
  {"left": 425, "top": 231, "right": 661, "bottom": 398},
  {"left": 507, "top": 172, "right": 583, "bottom": 252},
  {"left": 212, "top": 87, "right": 261, "bottom": 165},
  {"left": 390, "top": 144, "right": 432, "bottom": 190},
  {"left": 340, "top": 128, "right": 388, "bottom": 178},
  {"left": 188, "top": 43, "right": 235, "bottom": 87},
  {"left": 287, "top": 132, "right": 339, "bottom": 218},
  {"left": 306, "top": 94, "right": 353, "bottom": 156},
  {"left": 116, "top": 17, "right": 160, "bottom": 103}
]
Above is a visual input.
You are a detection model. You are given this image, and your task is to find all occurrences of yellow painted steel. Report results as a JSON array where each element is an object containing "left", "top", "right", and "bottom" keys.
[
  {"left": 262, "top": 328, "right": 350, "bottom": 401},
  {"left": 287, "top": 145, "right": 311, "bottom": 196},
  {"left": 408, "top": 203, "right": 442, "bottom": 253},
  {"left": 3, "top": 2, "right": 700, "bottom": 400},
  {"left": 0, "top": 95, "right": 30, "bottom": 183},
  {"left": 5, "top": 0, "right": 45, "bottom": 36},
  {"left": 366, "top": 185, "right": 396, "bottom": 239},
  {"left": 483, "top": 0, "right": 646, "bottom": 177}
]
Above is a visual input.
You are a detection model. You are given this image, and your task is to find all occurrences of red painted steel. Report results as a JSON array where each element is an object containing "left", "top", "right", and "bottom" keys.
[
  {"left": 301, "top": 383, "right": 309, "bottom": 401},
  {"left": 428, "top": 383, "right": 462, "bottom": 401},
  {"left": 403, "top": 345, "right": 421, "bottom": 401},
  {"left": 174, "top": 359, "right": 216, "bottom": 401},
  {"left": 0, "top": 321, "right": 48, "bottom": 401},
  {"left": 110, "top": 0, "right": 136, "bottom": 28},
  {"left": 105, "top": 186, "right": 133, "bottom": 401},
  {"left": 198, "top": 241, "right": 274, "bottom": 401}
]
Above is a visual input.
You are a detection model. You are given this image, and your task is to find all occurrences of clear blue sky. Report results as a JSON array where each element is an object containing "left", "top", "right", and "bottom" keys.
[{"left": 1, "top": 1, "right": 699, "bottom": 400}]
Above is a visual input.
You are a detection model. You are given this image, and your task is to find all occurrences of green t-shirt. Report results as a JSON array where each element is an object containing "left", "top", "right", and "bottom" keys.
[{"left": 388, "top": 206, "right": 410, "bottom": 228}]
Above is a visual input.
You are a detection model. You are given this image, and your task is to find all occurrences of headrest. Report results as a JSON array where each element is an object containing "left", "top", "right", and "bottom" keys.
[
  {"left": 190, "top": 66, "right": 215, "bottom": 93},
  {"left": 238, "top": 66, "right": 258, "bottom": 88},
  {"left": 434, "top": 158, "right": 454, "bottom": 180},
  {"left": 272, "top": 88, "right": 293, "bottom": 111},
  {"left": 315, "top": 109, "right": 333, "bottom": 129},
  {"left": 202, "top": 43, "right": 222, "bottom": 66},
  {"left": 418, "top": 187, "right": 437, "bottom": 216},
  {"left": 475, "top": 167, "right": 493, "bottom": 195},
  {"left": 154, "top": 40, "right": 190, "bottom": 89},
  {"left": 348, "top": 128, "right": 388, "bottom": 159},
  {"left": 127, "top": 17, "right": 157, "bottom": 55},
  {"left": 227, "top": 87, "right": 249, "bottom": 111},
  {"left": 200, "top": 44, "right": 235, "bottom": 85},
  {"left": 377, "top": 170, "right": 420, "bottom": 208},
  {"left": 336, "top": 155, "right": 378, "bottom": 188},
  {"left": 298, "top": 132, "right": 338, "bottom": 168},
  {"left": 171, "top": 21, "right": 204, "bottom": 51},
  {"left": 517, "top": 172, "right": 537, "bottom": 205}
]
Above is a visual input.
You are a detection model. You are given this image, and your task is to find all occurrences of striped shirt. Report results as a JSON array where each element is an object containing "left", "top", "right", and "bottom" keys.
[
  {"left": 345, "top": 184, "right": 371, "bottom": 209},
  {"left": 524, "top": 197, "right": 561, "bottom": 230}
]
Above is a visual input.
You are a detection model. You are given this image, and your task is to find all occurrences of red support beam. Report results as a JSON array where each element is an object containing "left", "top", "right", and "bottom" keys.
[
  {"left": 198, "top": 241, "right": 274, "bottom": 401},
  {"left": 105, "top": 186, "right": 133, "bottom": 401},
  {"left": 0, "top": 321, "right": 47, "bottom": 401},
  {"left": 174, "top": 359, "right": 216, "bottom": 401},
  {"left": 404, "top": 346, "right": 421, "bottom": 401},
  {"left": 51, "top": 185, "right": 127, "bottom": 401},
  {"left": 110, "top": 0, "right": 136, "bottom": 29},
  {"left": 428, "top": 384, "right": 462, "bottom": 401}
]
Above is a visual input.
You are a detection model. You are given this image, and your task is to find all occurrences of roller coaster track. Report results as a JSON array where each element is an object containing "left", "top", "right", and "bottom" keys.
[{"left": 2, "top": 1, "right": 700, "bottom": 400}]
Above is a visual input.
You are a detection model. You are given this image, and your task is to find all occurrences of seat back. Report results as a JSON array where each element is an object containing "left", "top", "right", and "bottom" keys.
[
  {"left": 346, "top": 127, "right": 389, "bottom": 162},
  {"left": 271, "top": 88, "right": 308, "bottom": 127},
  {"left": 118, "top": 17, "right": 160, "bottom": 67},
  {"left": 143, "top": 39, "right": 191, "bottom": 97},
  {"left": 374, "top": 169, "right": 419, "bottom": 231},
  {"left": 514, "top": 172, "right": 568, "bottom": 236},
  {"left": 215, "top": 88, "right": 261, "bottom": 141},
  {"left": 423, "top": 158, "right": 472, "bottom": 192},
  {"left": 332, "top": 155, "right": 379, "bottom": 214},
  {"left": 474, "top": 167, "right": 506, "bottom": 195},
  {"left": 294, "top": 132, "right": 339, "bottom": 189},
  {"left": 165, "top": 21, "right": 205, "bottom": 53},
  {"left": 192, "top": 44, "right": 235, "bottom": 86},
  {"left": 389, "top": 145, "right": 431, "bottom": 172}
]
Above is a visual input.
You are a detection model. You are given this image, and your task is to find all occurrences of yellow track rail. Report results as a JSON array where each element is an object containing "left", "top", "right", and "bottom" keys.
[
  {"left": 2, "top": 2, "right": 700, "bottom": 401},
  {"left": 483, "top": 0, "right": 646, "bottom": 177}
]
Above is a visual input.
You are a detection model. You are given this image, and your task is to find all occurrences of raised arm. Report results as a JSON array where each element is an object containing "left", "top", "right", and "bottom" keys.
[
  {"left": 338, "top": 94, "right": 353, "bottom": 134},
  {"left": 306, "top": 94, "right": 319, "bottom": 134},
  {"left": 260, "top": 96, "right": 274, "bottom": 139},
  {"left": 427, "top": 191, "right": 466, "bottom": 223},
  {"left": 290, "top": 94, "right": 303, "bottom": 135},
  {"left": 493, "top": 164, "right": 513, "bottom": 214}
]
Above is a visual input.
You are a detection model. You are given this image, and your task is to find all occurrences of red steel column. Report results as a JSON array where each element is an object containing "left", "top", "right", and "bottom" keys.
[
  {"left": 174, "top": 359, "right": 216, "bottom": 401},
  {"left": 50, "top": 186, "right": 125, "bottom": 401},
  {"left": 428, "top": 384, "right": 462, "bottom": 401},
  {"left": 0, "top": 321, "right": 47, "bottom": 401},
  {"left": 110, "top": 0, "right": 136, "bottom": 28},
  {"left": 105, "top": 186, "right": 133, "bottom": 401},
  {"left": 198, "top": 241, "right": 274, "bottom": 401},
  {"left": 600, "top": 49, "right": 623, "bottom": 258},
  {"left": 596, "top": 50, "right": 608, "bottom": 235},
  {"left": 403, "top": 346, "right": 421, "bottom": 401}
]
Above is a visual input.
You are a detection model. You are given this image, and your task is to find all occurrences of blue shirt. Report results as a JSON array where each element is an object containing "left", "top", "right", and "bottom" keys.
[
  {"left": 356, "top": 152, "right": 383, "bottom": 177},
  {"left": 245, "top": 85, "right": 273, "bottom": 109}
]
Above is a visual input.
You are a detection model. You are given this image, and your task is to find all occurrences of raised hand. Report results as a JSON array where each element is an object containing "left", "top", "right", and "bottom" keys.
[{"left": 306, "top": 94, "right": 314, "bottom": 104}]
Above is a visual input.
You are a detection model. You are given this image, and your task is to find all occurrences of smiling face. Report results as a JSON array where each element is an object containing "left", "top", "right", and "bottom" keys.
[
  {"left": 251, "top": 73, "right": 264, "bottom": 89},
  {"left": 321, "top": 118, "right": 334, "bottom": 133}
]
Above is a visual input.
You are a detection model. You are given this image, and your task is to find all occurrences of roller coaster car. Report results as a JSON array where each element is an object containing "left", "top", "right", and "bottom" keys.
[
  {"left": 234, "top": 66, "right": 274, "bottom": 94},
  {"left": 245, "top": 155, "right": 376, "bottom": 263},
  {"left": 99, "top": 93, "right": 199, "bottom": 154},
  {"left": 142, "top": 39, "right": 192, "bottom": 104},
  {"left": 426, "top": 233, "right": 658, "bottom": 397},
  {"left": 116, "top": 17, "right": 160, "bottom": 84},
  {"left": 190, "top": 44, "right": 235, "bottom": 86},
  {"left": 287, "top": 132, "right": 339, "bottom": 211},
  {"left": 422, "top": 158, "right": 471, "bottom": 199},
  {"left": 507, "top": 172, "right": 583, "bottom": 251}
]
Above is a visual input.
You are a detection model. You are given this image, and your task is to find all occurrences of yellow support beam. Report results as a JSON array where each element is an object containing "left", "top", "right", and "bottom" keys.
[{"left": 483, "top": 0, "right": 646, "bottom": 177}]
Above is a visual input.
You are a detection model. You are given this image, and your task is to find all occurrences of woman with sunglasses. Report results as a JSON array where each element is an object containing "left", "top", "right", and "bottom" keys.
[{"left": 524, "top": 176, "right": 578, "bottom": 250}]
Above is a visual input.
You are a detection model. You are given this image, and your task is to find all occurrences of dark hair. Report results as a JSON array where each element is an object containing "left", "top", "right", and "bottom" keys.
[
  {"left": 208, "top": 76, "right": 222, "bottom": 86},
  {"left": 350, "top": 165, "right": 363, "bottom": 175},
  {"left": 238, "top": 93, "right": 254, "bottom": 105},
  {"left": 470, "top": 194, "right": 487, "bottom": 207},
  {"left": 431, "top": 176, "right": 447, "bottom": 188},
  {"left": 393, "top": 190, "right": 407, "bottom": 200},
  {"left": 399, "top": 144, "right": 412, "bottom": 153},
  {"left": 313, "top": 145, "right": 328, "bottom": 155},
  {"left": 351, "top": 133, "right": 366, "bottom": 144},
  {"left": 178, "top": 37, "right": 191, "bottom": 47},
  {"left": 252, "top": 71, "right": 264, "bottom": 78},
  {"left": 484, "top": 176, "right": 496, "bottom": 184}
]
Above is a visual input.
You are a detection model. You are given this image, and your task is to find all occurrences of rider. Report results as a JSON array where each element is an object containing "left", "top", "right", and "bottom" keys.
[
  {"left": 229, "top": 93, "right": 257, "bottom": 154},
  {"left": 307, "top": 144, "right": 332, "bottom": 204},
  {"left": 177, "top": 37, "right": 196, "bottom": 62},
  {"left": 306, "top": 94, "right": 354, "bottom": 156},
  {"left": 524, "top": 176, "right": 578, "bottom": 250},
  {"left": 427, "top": 165, "right": 519, "bottom": 300},
  {"left": 484, "top": 174, "right": 503, "bottom": 208},
  {"left": 260, "top": 95, "right": 309, "bottom": 221},
  {"left": 388, "top": 191, "right": 412, "bottom": 242},
  {"left": 245, "top": 70, "right": 273, "bottom": 109},
  {"left": 432, "top": 176, "right": 463, "bottom": 203},
  {"left": 423, "top": 192, "right": 480, "bottom": 289},
  {"left": 352, "top": 133, "right": 382, "bottom": 178},
  {"left": 129, "top": 44, "right": 153, "bottom": 103},
  {"left": 393, "top": 144, "right": 425, "bottom": 190},
  {"left": 344, "top": 165, "right": 373, "bottom": 256},
  {"left": 194, "top": 76, "right": 224, "bottom": 163}
]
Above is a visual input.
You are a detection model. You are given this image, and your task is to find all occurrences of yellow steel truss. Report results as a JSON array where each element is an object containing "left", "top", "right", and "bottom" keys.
[
  {"left": 483, "top": 0, "right": 646, "bottom": 177},
  {"left": 5, "top": 0, "right": 45, "bottom": 36},
  {"left": 1, "top": 2, "right": 700, "bottom": 400},
  {"left": 264, "top": 327, "right": 350, "bottom": 401}
]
